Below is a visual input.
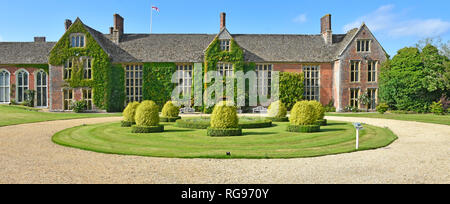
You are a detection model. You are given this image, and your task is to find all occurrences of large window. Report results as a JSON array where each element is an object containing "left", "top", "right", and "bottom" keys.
[
  {"left": 83, "top": 58, "right": 92, "bottom": 79},
  {"left": 36, "top": 70, "right": 47, "bottom": 107},
  {"left": 71, "top": 34, "right": 85, "bottom": 48},
  {"left": 350, "top": 61, "right": 360, "bottom": 82},
  {"left": 64, "top": 59, "right": 73, "bottom": 80},
  {"left": 177, "top": 64, "right": 193, "bottom": 97},
  {"left": 368, "top": 61, "right": 377, "bottom": 82},
  {"left": 0, "top": 70, "right": 10, "bottom": 103},
  {"left": 63, "top": 89, "right": 73, "bottom": 111},
  {"left": 125, "top": 65, "right": 143, "bottom": 103},
  {"left": 83, "top": 89, "right": 93, "bottom": 111},
  {"left": 303, "top": 65, "right": 320, "bottom": 101},
  {"left": 367, "top": 88, "right": 377, "bottom": 110},
  {"left": 220, "top": 40, "right": 230, "bottom": 51},
  {"left": 217, "top": 63, "right": 233, "bottom": 77},
  {"left": 255, "top": 64, "right": 272, "bottom": 96},
  {"left": 350, "top": 88, "right": 360, "bottom": 108},
  {"left": 356, "top": 39, "right": 370, "bottom": 52},
  {"left": 16, "top": 70, "right": 29, "bottom": 103}
]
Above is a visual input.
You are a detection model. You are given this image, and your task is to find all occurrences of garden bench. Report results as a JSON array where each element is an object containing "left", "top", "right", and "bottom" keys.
[
  {"left": 252, "top": 106, "right": 268, "bottom": 114},
  {"left": 180, "top": 107, "right": 195, "bottom": 114}
]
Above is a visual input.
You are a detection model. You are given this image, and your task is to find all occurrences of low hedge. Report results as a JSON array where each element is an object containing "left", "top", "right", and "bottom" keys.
[
  {"left": 239, "top": 120, "right": 272, "bottom": 129},
  {"left": 121, "top": 121, "right": 135, "bottom": 127},
  {"left": 175, "top": 118, "right": 211, "bottom": 129},
  {"left": 160, "top": 116, "right": 182, "bottom": 122},
  {"left": 287, "top": 124, "right": 320, "bottom": 133},
  {"left": 207, "top": 127, "right": 243, "bottom": 137},
  {"left": 131, "top": 125, "right": 164, "bottom": 133},
  {"left": 265, "top": 117, "right": 289, "bottom": 122},
  {"left": 316, "top": 119, "right": 327, "bottom": 126}
]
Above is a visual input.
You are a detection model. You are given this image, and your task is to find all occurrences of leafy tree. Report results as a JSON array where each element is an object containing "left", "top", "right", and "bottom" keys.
[{"left": 279, "top": 72, "right": 304, "bottom": 110}]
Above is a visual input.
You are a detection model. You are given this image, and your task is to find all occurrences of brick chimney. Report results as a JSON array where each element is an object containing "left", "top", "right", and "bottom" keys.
[
  {"left": 321, "top": 14, "right": 332, "bottom": 45},
  {"left": 220, "top": 12, "right": 226, "bottom": 30},
  {"left": 112, "top": 14, "right": 124, "bottom": 43},
  {"left": 34, "top": 37, "right": 46, "bottom": 42},
  {"left": 65, "top": 19, "right": 72, "bottom": 31}
]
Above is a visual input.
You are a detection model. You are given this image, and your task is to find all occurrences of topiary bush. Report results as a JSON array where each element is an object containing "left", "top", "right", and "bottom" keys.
[
  {"left": 288, "top": 101, "right": 320, "bottom": 132},
  {"left": 376, "top": 103, "right": 389, "bottom": 114},
  {"left": 133, "top": 100, "right": 163, "bottom": 133},
  {"left": 161, "top": 101, "right": 181, "bottom": 122},
  {"left": 309, "top": 100, "right": 327, "bottom": 126},
  {"left": 208, "top": 101, "right": 242, "bottom": 136},
  {"left": 267, "top": 100, "right": 287, "bottom": 118},
  {"left": 122, "top": 102, "right": 140, "bottom": 127}
]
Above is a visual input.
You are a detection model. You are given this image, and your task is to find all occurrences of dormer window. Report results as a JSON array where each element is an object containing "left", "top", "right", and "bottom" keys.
[
  {"left": 220, "top": 40, "right": 230, "bottom": 51},
  {"left": 70, "top": 33, "right": 85, "bottom": 48},
  {"left": 356, "top": 39, "right": 370, "bottom": 52}
]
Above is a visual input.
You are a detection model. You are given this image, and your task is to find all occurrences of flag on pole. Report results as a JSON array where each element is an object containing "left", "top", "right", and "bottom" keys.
[{"left": 152, "top": 6, "right": 160, "bottom": 12}]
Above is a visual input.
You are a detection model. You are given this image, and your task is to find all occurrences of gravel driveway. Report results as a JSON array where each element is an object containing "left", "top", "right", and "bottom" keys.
[{"left": 0, "top": 116, "right": 448, "bottom": 184}]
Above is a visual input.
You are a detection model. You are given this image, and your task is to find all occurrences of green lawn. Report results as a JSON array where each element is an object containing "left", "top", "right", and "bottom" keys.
[
  {"left": 0, "top": 105, "right": 121, "bottom": 127},
  {"left": 52, "top": 121, "right": 397, "bottom": 159},
  {"left": 326, "top": 112, "right": 450, "bottom": 126}
]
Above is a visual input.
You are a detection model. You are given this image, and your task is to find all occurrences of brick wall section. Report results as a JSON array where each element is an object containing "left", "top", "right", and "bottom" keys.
[
  {"left": 49, "top": 65, "right": 64, "bottom": 111},
  {"left": 338, "top": 25, "right": 387, "bottom": 111},
  {"left": 0, "top": 66, "right": 49, "bottom": 105}
]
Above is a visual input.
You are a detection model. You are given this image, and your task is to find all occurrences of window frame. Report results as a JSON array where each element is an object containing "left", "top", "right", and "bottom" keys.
[
  {"left": 367, "top": 88, "right": 377, "bottom": 110},
  {"left": 82, "top": 88, "right": 93, "bottom": 111},
  {"left": 0, "top": 69, "right": 11, "bottom": 103},
  {"left": 35, "top": 70, "right": 48, "bottom": 107},
  {"left": 63, "top": 89, "right": 73, "bottom": 111},
  {"left": 83, "top": 57, "right": 93, "bottom": 80},
  {"left": 124, "top": 64, "right": 143, "bottom": 104},
  {"left": 255, "top": 64, "right": 273, "bottom": 97},
  {"left": 70, "top": 33, "right": 86, "bottom": 48},
  {"left": 220, "top": 39, "right": 231, "bottom": 51},
  {"left": 356, "top": 39, "right": 371, "bottom": 52},
  {"left": 350, "top": 60, "right": 361, "bottom": 83},
  {"left": 176, "top": 64, "right": 193, "bottom": 98},
  {"left": 217, "top": 62, "right": 234, "bottom": 77},
  {"left": 303, "top": 64, "right": 321, "bottom": 101},
  {"left": 349, "top": 88, "right": 360, "bottom": 108},
  {"left": 367, "top": 60, "right": 377, "bottom": 83},
  {"left": 15, "top": 69, "right": 29, "bottom": 103}
]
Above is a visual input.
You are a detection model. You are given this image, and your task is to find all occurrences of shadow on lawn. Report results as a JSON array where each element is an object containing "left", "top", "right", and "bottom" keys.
[{"left": 242, "top": 131, "right": 277, "bottom": 136}]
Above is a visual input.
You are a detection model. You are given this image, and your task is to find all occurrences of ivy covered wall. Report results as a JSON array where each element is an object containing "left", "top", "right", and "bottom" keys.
[
  {"left": 48, "top": 19, "right": 124, "bottom": 111},
  {"left": 143, "top": 62, "right": 177, "bottom": 109}
]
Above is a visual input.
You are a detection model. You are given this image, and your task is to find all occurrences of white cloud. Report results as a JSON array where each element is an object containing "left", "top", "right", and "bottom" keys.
[
  {"left": 343, "top": 4, "right": 450, "bottom": 38},
  {"left": 293, "top": 14, "right": 307, "bottom": 23}
]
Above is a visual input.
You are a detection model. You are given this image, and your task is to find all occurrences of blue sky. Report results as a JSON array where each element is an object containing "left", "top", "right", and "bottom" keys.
[{"left": 0, "top": 0, "right": 449, "bottom": 56}]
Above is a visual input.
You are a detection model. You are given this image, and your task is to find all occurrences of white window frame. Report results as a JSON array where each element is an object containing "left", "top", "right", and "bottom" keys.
[
  {"left": 70, "top": 33, "right": 86, "bottom": 48},
  {"left": 255, "top": 64, "right": 273, "bottom": 96},
  {"left": 0, "top": 69, "right": 10, "bottom": 103},
  {"left": 350, "top": 88, "right": 360, "bottom": 108},
  {"left": 350, "top": 60, "right": 360, "bottom": 83},
  {"left": 177, "top": 64, "right": 193, "bottom": 97},
  {"left": 63, "top": 89, "right": 73, "bottom": 111},
  {"left": 15, "top": 69, "right": 29, "bottom": 103},
  {"left": 357, "top": 39, "right": 371, "bottom": 52},
  {"left": 303, "top": 65, "right": 320, "bottom": 101},
  {"left": 125, "top": 64, "right": 143, "bottom": 104},
  {"left": 220, "top": 39, "right": 230, "bottom": 51},
  {"left": 82, "top": 88, "right": 93, "bottom": 111},
  {"left": 368, "top": 60, "right": 377, "bottom": 82},
  {"left": 217, "top": 62, "right": 234, "bottom": 77},
  {"left": 367, "top": 88, "right": 377, "bottom": 110},
  {"left": 83, "top": 58, "right": 93, "bottom": 80},
  {"left": 64, "top": 58, "right": 73, "bottom": 80},
  {"left": 35, "top": 70, "right": 48, "bottom": 107}
]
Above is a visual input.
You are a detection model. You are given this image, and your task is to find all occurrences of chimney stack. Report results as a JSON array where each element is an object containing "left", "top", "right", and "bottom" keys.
[
  {"left": 110, "top": 27, "right": 114, "bottom": 35},
  {"left": 34, "top": 37, "right": 46, "bottom": 42},
  {"left": 112, "top": 14, "right": 124, "bottom": 43},
  {"left": 65, "top": 19, "right": 72, "bottom": 31},
  {"left": 321, "top": 14, "right": 332, "bottom": 45},
  {"left": 220, "top": 12, "right": 226, "bottom": 30}
]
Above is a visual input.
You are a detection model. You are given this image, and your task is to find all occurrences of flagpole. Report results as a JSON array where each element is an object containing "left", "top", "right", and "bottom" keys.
[{"left": 150, "top": 3, "right": 153, "bottom": 34}]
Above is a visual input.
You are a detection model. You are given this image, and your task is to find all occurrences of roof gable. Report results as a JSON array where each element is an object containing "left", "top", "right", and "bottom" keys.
[{"left": 337, "top": 23, "right": 387, "bottom": 58}]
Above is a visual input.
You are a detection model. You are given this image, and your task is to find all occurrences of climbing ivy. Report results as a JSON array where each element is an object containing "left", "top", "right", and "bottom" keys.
[
  {"left": 48, "top": 19, "right": 120, "bottom": 111},
  {"left": 143, "top": 62, "right": 177, "bottom": 109}
]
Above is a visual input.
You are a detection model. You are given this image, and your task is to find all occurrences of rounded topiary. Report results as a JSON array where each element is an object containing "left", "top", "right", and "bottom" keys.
[
  {"left": 134, "top": 100, "right": 161, "bottom": 127},
  {"left": 210, "top": 101, "right": 239, "bottom": 129},
  {"left": 288, "top": 101, "right": 320, "bottom": 132},
  {"left": 267, "top": 100, "right": 287, "bottom": 118},
  {"left": 161, "top": 101, "right": 180, "bottom": 117},
  {"left": 309, "top": 100, "right": 327, "bottom": 126},
  {"left": 121, "top": 102, "right": 140, "bottom": 127},
  {"left": 208, "top": 101, "right": 242, "bottom": 136}
]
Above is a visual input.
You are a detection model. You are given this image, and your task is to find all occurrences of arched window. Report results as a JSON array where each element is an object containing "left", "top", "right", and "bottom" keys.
[
  {"left": 36, "top": 70, "right": 48, "bottom": 107},
  {"left": 0, "top": 70, "right": 10, "bottom": 103},
  {"left": 16, "top": 70, "right": 29, "bottom": 103}
]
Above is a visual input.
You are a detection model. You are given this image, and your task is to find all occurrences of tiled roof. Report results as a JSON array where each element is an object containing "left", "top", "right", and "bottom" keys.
[{"left": 0, "top": 42, "right": 56, "bottom": 64}]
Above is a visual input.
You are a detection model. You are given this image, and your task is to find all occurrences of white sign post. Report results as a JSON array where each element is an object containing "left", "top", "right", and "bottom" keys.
[{"left": 353, "top": 123, "right": 363, "bottom": 150}]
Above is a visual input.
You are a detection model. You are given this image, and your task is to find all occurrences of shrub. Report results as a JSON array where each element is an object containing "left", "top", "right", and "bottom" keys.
[
  {"left": 324, "top": 100, "right": 336, "bottom": 112},
  {"left": 210, "top": 101, "right": 239, "bottom": 129},
  {"left": 280, "top": 72, "right": 305, "bottom": 110},
  {"left": 161, "top": 101, "right": 180, "bottom": 117},
  {"left": 176, "top": 118, "right": 211, "bottom": 129},
  {"left": 207, "top": 128, "right": 242, "bottom": 137},
  {"left": 289, "top": 101, "right": 319, "bottom": 125},
  {"left": 23, "top": 90, "right": 36, "bottom": 107},
  {"left": 160, "top": 116, "right": 182, "bottom": 122},
  {"left": 287, "top": 124, "right": 320, "bottom": 133},
  {"left": 265, "top": 117, "right": 289, "bottom": 122},
  {"left": 131, "top": 125, "right": 164, "bottom": 133},
  {"left": 376, "top": 103, "right": 389, "bottom": 114},
  {"left": 71, "top": 100, "right": 87, "bottom": 113},
  {"left": 123, "top": 102, "right": 140, "bottom": 123},
  {"left": 316, "top": 119, "right": 327, "bottom": 126},
  {"left": 430, "top": 101, "right": 445, "bottom": 115},
  {"left": 267, "top": 100, "right": 287, "bottom": 118},
  {"left": 121, "top": 121, "right": 135, "bottom": 127},
  {"left": 309, "top": 101, "right": 325, "bottom": 120},
  {"left": 344, "top": 105, "right": 360, "bottom": 113},
  {"left": 135, "top": 100, "right": 160, "bottom": 127}
]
